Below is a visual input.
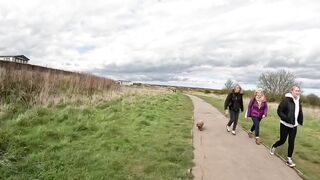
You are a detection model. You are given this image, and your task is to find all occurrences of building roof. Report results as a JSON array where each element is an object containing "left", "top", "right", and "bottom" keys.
[{"left": 0, "top": 55, "right": 30, "bottom": 61}]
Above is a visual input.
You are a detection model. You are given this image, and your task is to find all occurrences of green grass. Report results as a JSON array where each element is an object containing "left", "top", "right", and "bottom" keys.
[
  {"left": 196, "top": 94, "right": 320, "bottom": 180},
  {"left": 0, "top": 93, "right": 194, "bottom": 180}
]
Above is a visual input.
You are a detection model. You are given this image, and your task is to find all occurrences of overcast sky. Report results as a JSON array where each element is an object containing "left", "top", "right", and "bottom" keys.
[{"left": 1, "top": 0, "right": 320, "bottom": 95}]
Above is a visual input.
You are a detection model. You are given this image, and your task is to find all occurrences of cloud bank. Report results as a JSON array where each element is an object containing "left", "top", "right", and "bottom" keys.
[{"left": 0, "top": 0, "right": 319, "bottom": 94}]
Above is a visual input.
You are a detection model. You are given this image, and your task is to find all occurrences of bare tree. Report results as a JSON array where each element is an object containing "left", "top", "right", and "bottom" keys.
[
  {"left": 258, "top": 70, "right": 299, "bottom": 100},
  {"left": 224, "top": 79, "right": 234, "bottom": 90}
]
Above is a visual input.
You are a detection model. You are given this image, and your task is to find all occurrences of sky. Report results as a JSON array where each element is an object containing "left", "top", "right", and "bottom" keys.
[{"left": 1, "top": 0, "right": 320, "bottom": 95}]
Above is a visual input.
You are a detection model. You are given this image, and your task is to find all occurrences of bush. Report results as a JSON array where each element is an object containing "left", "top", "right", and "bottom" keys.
[
  {"left": 304, "top": 94, "right": 320, "bottom": 106},
  {"left": 242, "top": 90, "right": 254, "bottom": 98}
]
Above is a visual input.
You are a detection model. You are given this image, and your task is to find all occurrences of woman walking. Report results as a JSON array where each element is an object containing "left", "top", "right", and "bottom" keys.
[
  {"left": 224, "top": 84, "right": 244, "bottom": 135},
  {"left": 246, "top": 88, "right": 268, "bottom": 145},
  {"left": 270, "top": 85, "right": 303, "bottom": 167}
]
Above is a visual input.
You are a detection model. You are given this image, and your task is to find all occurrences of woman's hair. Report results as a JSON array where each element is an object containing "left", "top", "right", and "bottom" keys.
[
  {"left": 255, "top": 88, "right": 263, "bottom": 93},
  {"left": 290, "top": 85, "right": 301, "bottom": 91},
  {"left": 253, "top": 88, "right": 264, "bottom": 98},
  {"left": 232, "top": 84, "right": 243, "bottom": 94}
]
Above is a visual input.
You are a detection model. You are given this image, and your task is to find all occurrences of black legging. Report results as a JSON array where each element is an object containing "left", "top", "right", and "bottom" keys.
[
  {"left": 273, "top": 123, "right": 297, "bottom": 157},
  {"left": 227, "top": 110, "right": 240, "bottom": 131}
]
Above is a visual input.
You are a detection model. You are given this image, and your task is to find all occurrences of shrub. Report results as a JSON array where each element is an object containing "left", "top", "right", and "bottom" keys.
[{"left": 304, "top": 94, "right": 320, "bottom": 106}]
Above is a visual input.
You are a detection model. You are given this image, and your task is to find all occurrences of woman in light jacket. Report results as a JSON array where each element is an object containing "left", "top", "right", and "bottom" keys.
[{"left": 246, "top": 88, "right": 268, "bottom": 145}]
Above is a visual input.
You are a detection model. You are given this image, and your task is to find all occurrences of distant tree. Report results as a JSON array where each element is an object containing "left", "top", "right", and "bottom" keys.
[
  {"left": 224, "top": 79, "right": 234, "bottom": 91},
  {"left": 258, "top": 70, "right": 299, "bottom": 101},
  {"left": 305, "top": 93, "right": 320, "bottom": 106}
]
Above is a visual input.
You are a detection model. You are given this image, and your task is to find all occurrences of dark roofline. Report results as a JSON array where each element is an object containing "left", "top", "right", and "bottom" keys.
[{"left": 0, "top": 55, "right": 30, "bottom": 61}]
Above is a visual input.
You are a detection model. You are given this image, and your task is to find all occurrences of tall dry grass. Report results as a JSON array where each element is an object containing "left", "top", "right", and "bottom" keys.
[{"left": 0, "top": 61, "right": 120, "bottom": 106}]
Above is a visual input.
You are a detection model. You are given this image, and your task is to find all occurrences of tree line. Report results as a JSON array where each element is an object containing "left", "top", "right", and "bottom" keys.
[{"left": 224, "top": 69, "right": 320, "bottom": 107}]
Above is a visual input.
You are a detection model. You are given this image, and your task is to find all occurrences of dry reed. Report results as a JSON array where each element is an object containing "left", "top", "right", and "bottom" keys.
[{"left": 0, "top": 60, "right": 120, "bottom": 106}]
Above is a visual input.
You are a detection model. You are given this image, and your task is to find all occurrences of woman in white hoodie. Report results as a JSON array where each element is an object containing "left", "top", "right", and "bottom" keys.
[{"left": 269, "top": 85, "right": 303, "bottom": 168}]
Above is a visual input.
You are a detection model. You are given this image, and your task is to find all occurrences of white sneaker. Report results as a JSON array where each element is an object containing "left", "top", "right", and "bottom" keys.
[
  {"left": 286, "top": 158, "right": 296, "bottom": 167},
  {"left": 226, "top": 125, "right": 231, "bottom": 132},
  {"left": 231, "top": 130, "right": 236, "bottom": 135},
  {"left": 270, "top": 146, "right": 276, "bottom": 155}
]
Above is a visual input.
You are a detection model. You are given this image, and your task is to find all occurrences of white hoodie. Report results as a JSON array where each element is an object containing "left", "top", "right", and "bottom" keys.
[{"left": 280, "top": 93, "right": 300, "bottom": 128}]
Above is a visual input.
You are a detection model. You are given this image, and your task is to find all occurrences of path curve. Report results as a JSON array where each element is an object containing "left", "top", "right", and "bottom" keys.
[{"left": 188, "top": 94, "right": 302, "bottom": 180}]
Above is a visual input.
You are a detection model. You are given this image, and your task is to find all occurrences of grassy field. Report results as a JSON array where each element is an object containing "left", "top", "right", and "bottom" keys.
[
  {"left": 196, "top": 94, "right": 320, "bottom": 180},
  {"left": 0, "top": 93, "right": 194, "bottom": 179}
]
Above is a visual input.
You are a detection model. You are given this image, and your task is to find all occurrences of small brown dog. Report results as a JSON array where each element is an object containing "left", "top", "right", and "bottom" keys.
[{"left": 196, "top": 120, "right": 204, "bottom": 131}]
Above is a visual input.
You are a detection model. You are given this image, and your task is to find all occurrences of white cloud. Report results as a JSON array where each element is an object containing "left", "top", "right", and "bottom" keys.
[{"left": 0, "top": 0, "right": 320, "bottom": 95}]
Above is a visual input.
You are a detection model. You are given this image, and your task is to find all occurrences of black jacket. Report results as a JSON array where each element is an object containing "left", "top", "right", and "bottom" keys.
[
  {"left": 224, "top": 92, "right": 244, "bottom": 112},
  {"left": 277, "top": 96, "right": 303, "bottom": 126}
]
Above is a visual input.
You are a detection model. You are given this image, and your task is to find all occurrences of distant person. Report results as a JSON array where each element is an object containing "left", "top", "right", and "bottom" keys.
[
  {"left": 246, "top": 88, "right": 268, "bottom": 145},
  {"left": 224, "top": 84, "right": 244, "bottom": 135},
  {"left": 270, "top": 85, "right": 303, "bottom": 168}
]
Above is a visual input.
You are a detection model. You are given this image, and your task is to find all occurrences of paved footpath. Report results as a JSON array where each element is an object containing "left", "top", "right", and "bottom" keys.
[{"left": 188, "top": 95, "right": 302, "bottom": 180}]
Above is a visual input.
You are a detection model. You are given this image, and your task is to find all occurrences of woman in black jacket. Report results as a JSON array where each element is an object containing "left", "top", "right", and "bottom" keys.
[
  {"left": 270, "top": 85, "right": 303, "bottom": 167},
  {"left": 224, "top": 84, "right": 244, "bottom": 135}
]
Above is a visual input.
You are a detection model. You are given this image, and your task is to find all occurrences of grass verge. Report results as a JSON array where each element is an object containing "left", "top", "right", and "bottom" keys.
[{"left": 0, "top": 93, "right": 193, "bottom": 179}]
